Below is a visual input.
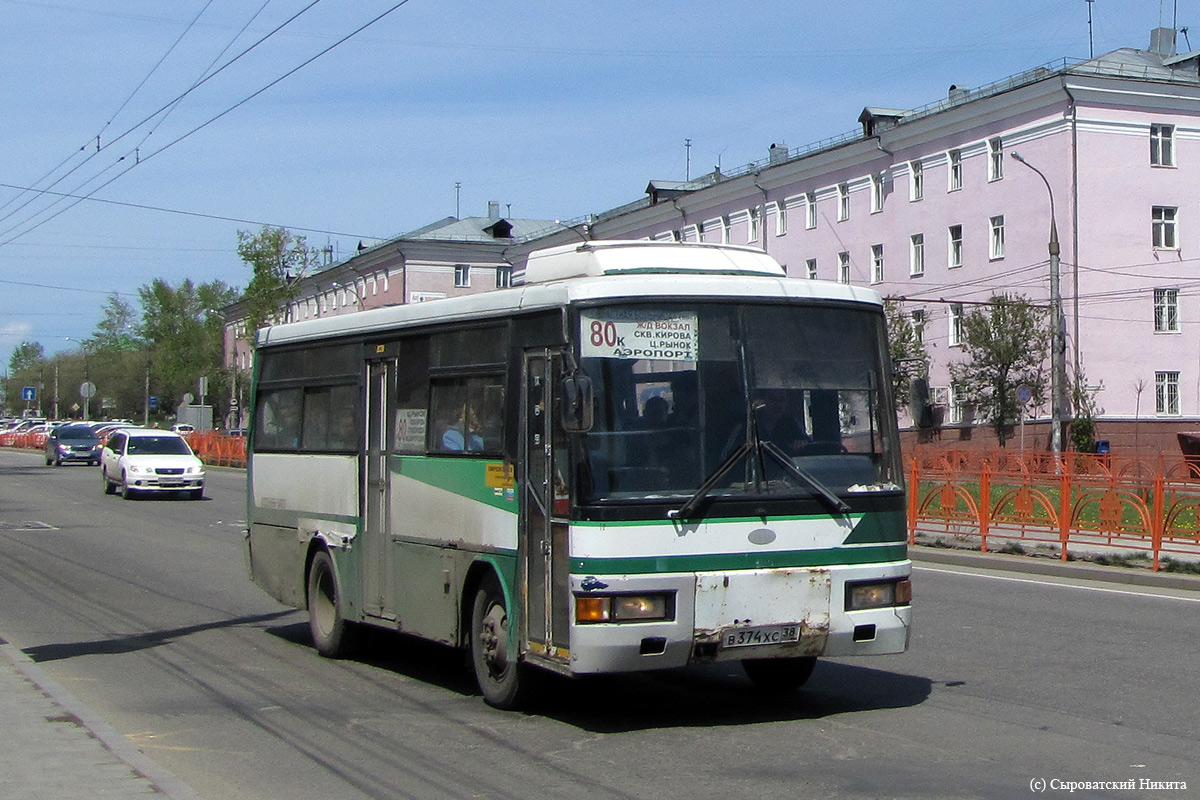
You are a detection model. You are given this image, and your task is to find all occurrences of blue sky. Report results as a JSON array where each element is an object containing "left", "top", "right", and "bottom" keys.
[{"left": 0, "top": 0, "right": 1188, "bottom": 363}]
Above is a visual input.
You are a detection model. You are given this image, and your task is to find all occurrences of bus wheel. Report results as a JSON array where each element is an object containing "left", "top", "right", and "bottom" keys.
[
  {"left": 307, "top": 549, "right": 355, "bottom": 658},
  {"left": 470, "top": 573, "right": 524, "bottom": 709},
  {"left": 742, "top": 656, "right": 817, "bottom": 693}
]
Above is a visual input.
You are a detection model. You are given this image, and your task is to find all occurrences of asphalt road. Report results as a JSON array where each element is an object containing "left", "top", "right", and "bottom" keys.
[{"left": 0, "top": 447, "right": 1197, "bottom": 800}]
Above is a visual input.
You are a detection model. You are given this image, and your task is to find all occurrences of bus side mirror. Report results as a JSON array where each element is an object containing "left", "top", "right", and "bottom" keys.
[{"left": 561, "top": 375, "right": 594, "bottom": 432}]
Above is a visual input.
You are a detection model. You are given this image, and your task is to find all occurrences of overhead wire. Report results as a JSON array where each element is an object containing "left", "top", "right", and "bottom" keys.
[
  {"left": 0, "top": 1, "right": 413, "bottom": 248},
  {"left": 0, "top": 0, "right": 324, "bottom": 239}
]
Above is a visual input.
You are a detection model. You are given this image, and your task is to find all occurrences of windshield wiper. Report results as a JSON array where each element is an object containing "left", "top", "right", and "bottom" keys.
[
  {"left": 669, "top": 441, "right": 753, "bottom": 521},
  {"left": 670, "top": 400, "right": 852, "bottom": 521},
  {"left": 759, "top": 440, "right": 852, "bottom": 515}
]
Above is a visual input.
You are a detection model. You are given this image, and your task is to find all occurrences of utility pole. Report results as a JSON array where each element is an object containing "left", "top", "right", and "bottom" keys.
[{"left": 1012, "top": 151, "right": 1068, "bottom": 463}]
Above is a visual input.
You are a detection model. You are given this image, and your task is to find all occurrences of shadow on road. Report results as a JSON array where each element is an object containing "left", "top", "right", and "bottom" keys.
[
  {"left": 23, "top": 610, "right": 297, "bottom": 662},
  {"left": 267, "top": 621, "right": 931, "bottom": 731}
]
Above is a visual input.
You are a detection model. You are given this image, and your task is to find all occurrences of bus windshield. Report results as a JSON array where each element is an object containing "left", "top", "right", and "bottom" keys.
[{"left": 574, "top": 302, "right": 902, "bottom": 508}]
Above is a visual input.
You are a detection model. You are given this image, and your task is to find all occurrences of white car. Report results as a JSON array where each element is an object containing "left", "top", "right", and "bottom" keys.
[{"left": 101, "top": 428, "right": 206, "bottom": 500}]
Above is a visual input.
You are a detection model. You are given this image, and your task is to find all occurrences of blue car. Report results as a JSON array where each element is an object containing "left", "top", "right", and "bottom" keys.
[{"left": 45, "top": 424, "right": 103, "bottom": 466}]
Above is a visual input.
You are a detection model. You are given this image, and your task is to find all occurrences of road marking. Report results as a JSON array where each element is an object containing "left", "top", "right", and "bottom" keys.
[
  {"left": 914, "top": 564, "right": 1200, "bottom": 603},
  {"left": 0, "top": 520, "right": 58, "bottom": 531}
]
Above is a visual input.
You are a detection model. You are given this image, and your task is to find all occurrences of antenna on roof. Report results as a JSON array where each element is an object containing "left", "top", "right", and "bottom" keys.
[
  {"left": 684, "top": 138, "right": 692, "bottom": 181},
  {"left": 1086, "top": 0, "right": 1094, "bottom": 58}
]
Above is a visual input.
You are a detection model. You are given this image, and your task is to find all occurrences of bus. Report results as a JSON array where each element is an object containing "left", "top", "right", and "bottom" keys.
[{"left": 245, "top": 240, "right": 911, "bottom": 708}]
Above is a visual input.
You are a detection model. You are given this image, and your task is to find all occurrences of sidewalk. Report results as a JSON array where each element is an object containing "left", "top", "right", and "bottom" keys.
[
  {"left": 910, "top": 542, "right": 1200, "bottom": 592},
  {"left": 0, "top": 638, "right": 201, "bottom": 800}
]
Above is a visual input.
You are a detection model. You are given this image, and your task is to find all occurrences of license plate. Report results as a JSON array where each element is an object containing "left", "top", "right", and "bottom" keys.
[{"left": 721, "top": 624, "right": 801, "bottom": 649}]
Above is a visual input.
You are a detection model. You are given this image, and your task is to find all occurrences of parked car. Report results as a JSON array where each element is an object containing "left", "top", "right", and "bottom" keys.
[
  {"left": 45, "top": 423, "right": 102, "bottom": 466},
  {"left": 101, "top": 428, "right": 205, "bottom": 500},
  {"left": 170, "top": 423, "right": 196, "bottom": 434}
]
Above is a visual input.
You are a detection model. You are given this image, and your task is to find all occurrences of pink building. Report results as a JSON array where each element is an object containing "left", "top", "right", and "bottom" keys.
[
  {"left": 553, "top": 30, "right": 1200, "bottom": 455},
  {"left": 229, "top": 30, "right": 1200, "bottom": 455}
]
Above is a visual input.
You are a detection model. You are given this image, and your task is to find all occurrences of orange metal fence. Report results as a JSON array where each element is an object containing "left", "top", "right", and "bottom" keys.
[
  {"left": 0, "top": 429, "right": 246, "bottom": 468},
  {"left": 185, "top": 432, "right": 246, "bottom": 468},
  {"left": 908, "top": 448, "right": 1200, "bottom": 571}
]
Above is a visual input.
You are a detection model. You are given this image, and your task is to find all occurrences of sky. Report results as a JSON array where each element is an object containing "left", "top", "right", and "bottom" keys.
[{"left": 0, "top": 0, "right": 1192, "bottom": 364}]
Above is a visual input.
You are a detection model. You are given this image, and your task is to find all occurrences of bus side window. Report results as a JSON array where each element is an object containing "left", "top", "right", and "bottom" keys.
[
  {"left": 255, "top": 388, "right": 302, "bottom": 450},
  {"left": 395, "top": 338, "right": 431, "bottom": 454},
  {"left": 428, "top": 376, "right": 504, "bottom": 454}
]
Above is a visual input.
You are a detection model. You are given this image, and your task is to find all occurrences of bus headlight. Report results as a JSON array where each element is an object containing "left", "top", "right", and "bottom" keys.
[
  {"left": 846, "top": 578, "right": 912, "bottom": 611},
  {"left": 575, "top": 593, "right": 674, "bottom": 623}
]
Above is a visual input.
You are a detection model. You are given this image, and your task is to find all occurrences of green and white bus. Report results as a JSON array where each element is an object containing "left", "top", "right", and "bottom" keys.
[{"left": 245, "top": 240, "right": 911, "bottom": 708}]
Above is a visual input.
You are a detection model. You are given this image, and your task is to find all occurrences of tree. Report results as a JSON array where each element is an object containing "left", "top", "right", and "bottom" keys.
[
  {"left": 949, "top": 295, "right": 1049, "bottom": 446},
  {"left": 884, "top": 298, "right": 927, "bottom": 414},
  {"left": 1069, "top": 364, "right": 1101, "bottom": 454},
  {"left": 139, "top": 279, "right": 239, "bottom": 422},
  {"left": 9, "top": 341, "right": 44, "bottom": 373},
  {"left": 87, "top": 293, "right": 142, "bottom": 352},
  {"left": 237, "top": 226, "right": 317, "bottom": 344}
]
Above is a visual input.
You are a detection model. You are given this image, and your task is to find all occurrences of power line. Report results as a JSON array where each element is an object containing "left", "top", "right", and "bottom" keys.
[
  {"left": 0, "top": 1, "right": 325, "bottom": 238},
  {"left": 0, "top": 0, "right": 413, "bottom": 248},
  {"left": 0, "top": 181, "right": 383, "bottom": 241}
]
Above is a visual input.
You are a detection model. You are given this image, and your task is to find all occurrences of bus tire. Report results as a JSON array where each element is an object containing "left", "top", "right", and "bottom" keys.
[
  {"left": 742, "top": 656, "right": 817, "bottom": 693},
  {"left": 307, "top": 549, "right": 355, "bottom": 658},
  {"left": 470, "top": 572, "right": 524, "bottom": 709}
]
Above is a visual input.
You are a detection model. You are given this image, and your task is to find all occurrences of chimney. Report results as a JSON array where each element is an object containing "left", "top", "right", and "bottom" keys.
[
  {"left": 768, "top": 142, "right": 789, "bottom": 165},
  {"left": 1150, "top": 27, "right": 1178, "bottom": 57},
  {"left": 487, "top": 201, "right": 501, "bottom": 220},
  {"left": 948, "top": 84, "right": 970, "bottom": 103}
]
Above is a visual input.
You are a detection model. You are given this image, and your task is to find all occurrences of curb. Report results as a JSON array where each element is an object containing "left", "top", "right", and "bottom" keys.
[
  {"left": 0, "top": 638, "right": 203, "bottom": 800},
  {"left": 910, "top": 544, "right": 1200, "bottom": 592}
]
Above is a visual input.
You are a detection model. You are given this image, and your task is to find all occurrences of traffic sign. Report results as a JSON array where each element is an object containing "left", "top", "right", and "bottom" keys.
[
  {"left": 21, "top": 386, "right": 36, "bottom": 401},
  {"left": 1016, "top": 384, "right": 1033, "bottom": 405}
]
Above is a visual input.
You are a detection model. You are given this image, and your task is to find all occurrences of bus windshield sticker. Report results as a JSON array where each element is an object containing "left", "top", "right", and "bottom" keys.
[
  {"left": 580, "top": 309, "right": 698, "bottom": 362},
  {"left": 395, "top": 408, "right": 427, "bottom": 450}
]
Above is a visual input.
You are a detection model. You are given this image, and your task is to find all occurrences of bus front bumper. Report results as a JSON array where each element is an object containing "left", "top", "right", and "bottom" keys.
[{"left": 564, "top": 561, "right": 911, "bottom": 675}]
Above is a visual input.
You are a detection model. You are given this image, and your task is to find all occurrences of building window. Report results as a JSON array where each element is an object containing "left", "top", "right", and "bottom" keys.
[
  {"left": 871, "top": 173, "right": 885, "bottom": 213},
  {"left": 988, "top": 137, "right": 1003, "bottom": 181},
  {"left": 910, "top": 160, "right": 924, "bottom": 201},
  {"left": 871, "top": 244, "right": 884, "bottom": 284},
  {"left": 775, "top": 203, "right": 787, "bottom": 236},
  {"left": 911, "top": 309, "right": 926, "bottom": 346},
  {"left": 910, "top": 233, "right": 925, "bottom": 276},
  {"left": 721, "top": 216, "right": 732, "bottom": 243},
  {"left": 805, "top": 192, "right": 817, "bottom": 229},
  {"left": 989, "top": 215, "right": 1005, "bottom": 259},
  {"left": 838, "top": 183, "right": 850, "bottom": 221},
  {"left": 1156, "top": 370, "right": 1180, "bottom": 415},
  {"left": 949, "top": 303, "right": 964, "bottom": 347},
  {"left": 838, "top": 251, "right": 851, "bottom": 284},
  {"left": 748, "top": 208, "right": 760, "bottom": 242},
  {"left": 496, "top": 265, "right": 513, "bottom": 289},
  {"left": 948, "top": 149, "right": 963, "bottom": 191},
  {"left": 948, "top": 224, "right": 963, "bottom": 268},
  {"left": 948, "top": 383, "right": 964, "bottom": 423},
  {"left": 1153, "top": 206, "right": 1178, "bottom": 249},
  {"left": 1151, "top": 123, "right": 1175, "bottom": 167},
  {"left": 1154, "top": 288, "right": 1180, "bottom": 332},
  {"left": 806, "top": 258, "right": 817, "bottom": 280},
  {"left": 454, "top": 264, "right": 471, "bottom": 288}
]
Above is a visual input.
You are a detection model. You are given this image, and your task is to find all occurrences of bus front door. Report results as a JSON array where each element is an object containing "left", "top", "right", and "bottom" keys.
[{"left": 522, "top": 351, "right": 571, "bottom": 662}]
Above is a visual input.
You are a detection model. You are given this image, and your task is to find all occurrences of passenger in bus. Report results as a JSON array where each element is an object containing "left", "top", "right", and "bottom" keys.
[
  {"left": 442, "top": 407, "right": 484, "bottom": 451},
  {"left": 758, "top": 391, "right": 809, "bottom": 456},
  {"left": 805, "top": 389, "right": 846, "bottom": 455}
]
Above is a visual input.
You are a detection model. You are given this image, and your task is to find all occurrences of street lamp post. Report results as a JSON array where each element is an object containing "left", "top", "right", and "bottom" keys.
[{"left": 1011, "top": 151, "right": 1068, "bottom": 462}]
